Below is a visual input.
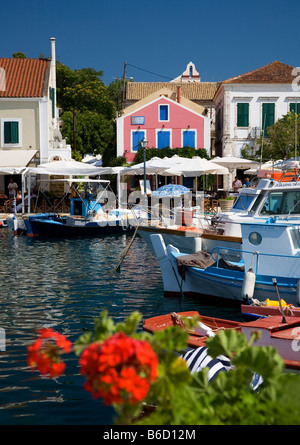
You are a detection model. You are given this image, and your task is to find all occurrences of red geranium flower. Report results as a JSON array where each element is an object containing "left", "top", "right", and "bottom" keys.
[
  {"left": 27, "top": 328, "right": 72, "bottom": 378},
  {"left": 79, "top": 332, "right": 158, "bottom": 405}
]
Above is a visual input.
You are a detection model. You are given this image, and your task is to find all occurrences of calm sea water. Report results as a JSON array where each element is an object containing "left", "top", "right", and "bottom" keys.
[{"left": 0, "top": 227, "right": 241, "bottom": 425}]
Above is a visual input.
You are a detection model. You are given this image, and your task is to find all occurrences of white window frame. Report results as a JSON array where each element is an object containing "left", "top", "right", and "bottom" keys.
[
  {"left": 130, "top": 129, "right": 147, "bottom": 153},
  {"left": 1, "top": 118, "right": 22, "bottom": 147},
  {"left": 155, "top": 128, "right": 172, "bottom": 148},
  {"left": 181, "top": 129, "right": 197, "bottom": 148},
  {"left": 158, "top": 104, "right": 170, "bottom": 122}
]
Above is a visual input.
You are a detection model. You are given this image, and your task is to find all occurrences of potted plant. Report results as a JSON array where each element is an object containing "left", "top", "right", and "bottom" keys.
[{"left": 218, "top": 195, "right": 235, "bottom": 211}]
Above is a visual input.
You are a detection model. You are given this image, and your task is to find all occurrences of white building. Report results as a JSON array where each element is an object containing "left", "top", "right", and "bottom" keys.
[
  {"left": 0, "top": 38, "right": 71, "bottom": 193},
  {"left": 214, "top": 61, "right": 300, "bottom": 158}
]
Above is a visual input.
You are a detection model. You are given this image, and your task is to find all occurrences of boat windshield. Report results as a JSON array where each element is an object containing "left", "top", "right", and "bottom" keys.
[
  {"left": 259, "top": 190, "right": 300, "bottom": 216},
  {"left": 231, "top": 194, "right": 257, "bottom": 211}
]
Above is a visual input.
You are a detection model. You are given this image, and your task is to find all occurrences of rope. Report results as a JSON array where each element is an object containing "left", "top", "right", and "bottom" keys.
[
  {"left": 170, "top": 312, "right": 239, "bottom": 337},
  {"left": 115, "top": 223, "right": 140, "bottom": 271}
]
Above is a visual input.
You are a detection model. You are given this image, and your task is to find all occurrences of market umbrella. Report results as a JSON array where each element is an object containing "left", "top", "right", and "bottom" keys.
[
  {"left": 211, "top": 156, "right": 259, "bottom": 171},
  {"left": 152, "top": 184, "right": 191, "bottom": 197},
  {"left": 34, "top": 159, "right": 105, "bottom": 176},
  {"left": 119, "top": 156, "right": 185, "bottom": 176},
  {"left": 163, "top": 157, "right": 229, "bottom": 177}
]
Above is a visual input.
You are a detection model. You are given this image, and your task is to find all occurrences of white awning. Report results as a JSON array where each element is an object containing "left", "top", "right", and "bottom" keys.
[{"left": 0, "top": 150, "right": 37, "bottom": 168}]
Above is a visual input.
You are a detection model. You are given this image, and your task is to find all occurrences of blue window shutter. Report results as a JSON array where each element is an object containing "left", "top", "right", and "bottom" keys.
[
  {"left": 183, "top": 130, "right": 195, "bottom": 148},
  {"left": 159, "top": 105, "right": 168, "bottom": 121},
  {"left": 157, "top": 131, "right": 170, "bottom": 149},
  {"left": 132, "top": 131, "right": 145, "bottom": 152}
]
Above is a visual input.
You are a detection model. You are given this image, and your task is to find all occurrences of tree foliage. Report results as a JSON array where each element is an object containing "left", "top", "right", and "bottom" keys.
[
  {"left": 56, "top": 62, "right": 116, "bottom": 159},
  {"left": 133, "top": 146, "right": 210, "bottom": 164},
  {"left": 242, "top": 111, "right": 300, "bottom": 162},
  {"left": 60, "top": 110, "right": 115, "bottom": 157}
]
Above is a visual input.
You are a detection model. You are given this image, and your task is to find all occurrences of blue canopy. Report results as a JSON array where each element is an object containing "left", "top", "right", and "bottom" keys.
[{"left": 152, "top": 184, "right": 191, "bottom": 197}]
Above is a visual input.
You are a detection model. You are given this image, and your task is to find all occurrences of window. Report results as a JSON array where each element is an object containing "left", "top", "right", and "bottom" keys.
[
  {"left": 131, "top": 130, "right": 145, "bottom": 152},
  {"left": 259, "top": 190, "right": 300, "bottom": 216},
  {"left": 236, "top": 103, "right": 249, "bottom": 127},
  {"left": 157, "top": 130, "right": 171, "bottom": 149},
  {"left": 159, "top": 104, "right": 169, "bottom": 121},
  {"left": 1, "top": 119, "right": 21, "bottom": 147},
  {"left": 290, "top": 103, "right": 300, "bottom": 114},
  {"left": 182, "top": 130, "right": 196, "bottom": 148},
  {"left": 262, "top": 103, "right": 275, "bottom": 137}
]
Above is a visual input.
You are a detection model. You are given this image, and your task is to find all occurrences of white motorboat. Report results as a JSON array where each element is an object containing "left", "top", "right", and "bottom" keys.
[{"left": 150, "top": 217, "right": 300, "bottom": 306}]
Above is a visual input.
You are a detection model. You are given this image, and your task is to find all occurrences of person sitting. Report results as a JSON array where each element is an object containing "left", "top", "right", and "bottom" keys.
[{"left": 243, "top": 177, "right": 251, "bottom": 187}]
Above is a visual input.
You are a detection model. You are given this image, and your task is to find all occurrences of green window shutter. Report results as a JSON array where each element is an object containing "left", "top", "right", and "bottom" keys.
[
  {"left": 3, "top": 121, "right": 19, "bottom": 144},
  {"left": 290, "top": 103, "right": 300, "bottom": 114},
  {"left": 49, "top": 87, "right": 55, "bottom": 118},
  {"left": 237, "top": 103, "right": 249, "bottom": 127},
  {"left": 10, "top": 122, "right": 19, "bottom": 143},
  {"left": 4, "top": 122, "right": 11, "bottom": 143},
  {"left": 262, "top": 103, "right": 275, "bottom": 137}
]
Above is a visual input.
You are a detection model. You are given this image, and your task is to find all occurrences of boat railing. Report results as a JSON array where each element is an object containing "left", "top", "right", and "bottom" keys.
[{"left": 211, "top": 246, "right": 300, "bottom": 274}]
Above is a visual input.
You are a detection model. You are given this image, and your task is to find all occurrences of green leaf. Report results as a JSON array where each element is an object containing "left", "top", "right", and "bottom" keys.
[
  {"left": 115, "top": 311, "right": 142, "bottom": 335},
  {"left": 206, "top": 329, "right": 249, "bottom": 359}
]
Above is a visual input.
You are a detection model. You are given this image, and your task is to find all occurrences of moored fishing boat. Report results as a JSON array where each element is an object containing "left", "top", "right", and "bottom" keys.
[
  {"left": 241, "top": 299, "right": 300, "bottom": 320},
  {"left": 150, "top": 217, "right": 300, "bottom": 306},
  {"left": 143, "top": 311, "right": 300, "bottom": 371},
  {"left": 8, "top": 179, "right": 146, "bottom": 237}
]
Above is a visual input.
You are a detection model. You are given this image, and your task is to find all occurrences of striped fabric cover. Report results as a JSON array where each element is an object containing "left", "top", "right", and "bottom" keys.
[
  {"left": 181, "top": 347, "right": 263, "bottom": 391},
  {"left": 181, "top": 347, "right": 232, "bottom": 381}
]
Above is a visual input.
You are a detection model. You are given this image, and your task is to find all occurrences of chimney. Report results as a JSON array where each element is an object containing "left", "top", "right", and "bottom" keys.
[
  {"left": 50, "top": 37, "right": 57, "bottom": 125},
  {"left": 177, "top": 85, "right": 181, "bottom": 103},
  {"left": 50, "top": 37, "right": 56, "bottom": 84}
]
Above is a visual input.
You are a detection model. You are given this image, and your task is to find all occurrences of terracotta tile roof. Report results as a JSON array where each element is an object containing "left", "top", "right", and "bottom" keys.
[
  {"left": 126, "top": 81, "right": 219, "bottom": 101},
  {"left": 0, "top": 58, "right": 50, "bottom": 98},
  {"left": 223, "top": 61, "right": 295, "bottom": 84}
]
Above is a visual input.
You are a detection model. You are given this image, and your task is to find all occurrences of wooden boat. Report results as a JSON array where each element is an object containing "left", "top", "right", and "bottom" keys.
[
  {"left": 241, "top": 300, "right": 300, "bottom": 320},
  {"left": 143, "top": 311, "right": 300, "bottom": 371}
]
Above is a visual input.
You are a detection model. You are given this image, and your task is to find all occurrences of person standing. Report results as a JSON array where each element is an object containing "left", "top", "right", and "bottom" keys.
[
  {"left": 232, "top": 176, "right": 242, "bottom": 192},
  {"left": 7, "top": 177, "right": 18, "bottom": 199}
]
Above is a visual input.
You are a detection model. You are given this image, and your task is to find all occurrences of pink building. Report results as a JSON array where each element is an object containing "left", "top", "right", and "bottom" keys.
[{"left": 116, "top": 87, "right": 211, "bottom": 163}]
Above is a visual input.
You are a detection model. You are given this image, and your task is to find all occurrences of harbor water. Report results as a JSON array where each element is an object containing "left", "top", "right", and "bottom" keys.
[{"left": 0, "top": 228, "right": 241, "bottom": 425}]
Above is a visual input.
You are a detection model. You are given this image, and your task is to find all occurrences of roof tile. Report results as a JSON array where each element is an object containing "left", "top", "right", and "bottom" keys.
[
  {"left": 0, "top": 58, "right": 50, "bottom": 98},
  {"left": 126, "top": 81, "right": 219, "bottom": 101},
  {"left": 223, "top": 61, "right": 295, "bottom": 84}
]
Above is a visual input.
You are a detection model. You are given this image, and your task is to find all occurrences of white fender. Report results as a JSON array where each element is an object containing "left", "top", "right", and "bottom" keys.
[{"left": 241, "top": 267, "right": 256, "bottom": 300}]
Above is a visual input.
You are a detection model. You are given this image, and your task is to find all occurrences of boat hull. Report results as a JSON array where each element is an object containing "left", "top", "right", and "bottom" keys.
[
  {"left": 151, "top": 233, "right": 300, "bottom": 306},
  {"left": 25, "top": 214, "right": 133, "bottom": 237}
]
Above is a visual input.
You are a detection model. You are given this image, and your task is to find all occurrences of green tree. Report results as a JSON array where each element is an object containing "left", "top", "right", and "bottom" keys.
[
  {"left": 56, "top": 62, "right": 117, "bottom": 159},
  {"left": 60, "top": 110, "right": 115, "bottom": 158},
  {"left": 12, "top": 52, "right": 27, "bottom": 58},
  {"left": 242, "top": 111, "right": 300, "bottom": 162}
]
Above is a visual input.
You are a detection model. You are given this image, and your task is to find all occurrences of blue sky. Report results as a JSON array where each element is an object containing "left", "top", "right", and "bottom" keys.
[{"left": 1, "top": 0, "right": 299, "bottom": 85}]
